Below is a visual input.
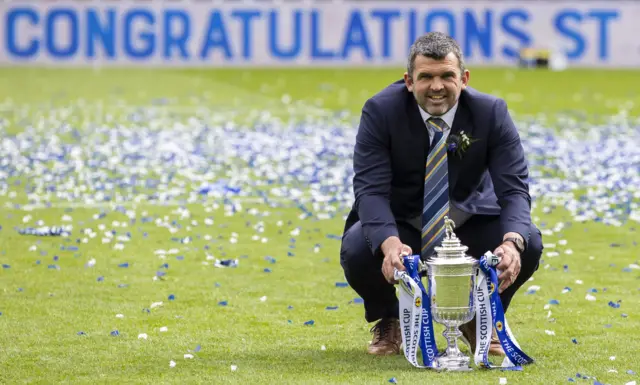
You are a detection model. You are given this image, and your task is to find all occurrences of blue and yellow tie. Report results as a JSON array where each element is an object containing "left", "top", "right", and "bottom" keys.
[{"left": 421, "top": 117, "right": 450, "bottom": 260}]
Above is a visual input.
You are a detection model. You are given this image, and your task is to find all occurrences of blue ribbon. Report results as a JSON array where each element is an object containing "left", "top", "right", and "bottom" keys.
[
  {"left": 403, "top": 255, "right": 439, "bottom": 367},
  {"left": 479, "top": 256, "right": 535, "bottom": 367}
]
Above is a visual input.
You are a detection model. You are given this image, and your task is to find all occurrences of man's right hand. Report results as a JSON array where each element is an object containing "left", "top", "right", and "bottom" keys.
[{"left": 380, "top": 236, "right": 412, "bottom": 284}]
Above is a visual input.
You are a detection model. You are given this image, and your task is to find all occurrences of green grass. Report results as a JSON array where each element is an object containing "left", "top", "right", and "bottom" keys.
[{"left": 0, "top": 67, "right": 639, "bottom": 384}]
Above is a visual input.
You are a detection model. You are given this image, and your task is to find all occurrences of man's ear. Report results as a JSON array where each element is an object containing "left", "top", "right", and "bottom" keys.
[
  {"left": 461, "top": 69, "right": 470, "bottom": 89},
  {"left": 404, "top": 72, "right": 413, "bottom": 92}
]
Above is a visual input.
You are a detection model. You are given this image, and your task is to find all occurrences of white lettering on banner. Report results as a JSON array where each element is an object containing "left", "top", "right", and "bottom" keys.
[
  {"left": 1, "top": 0, "right": 638, "bottom": 67},
  {"left": 421, "top": 307, "right": 435, "bottom": 357}
]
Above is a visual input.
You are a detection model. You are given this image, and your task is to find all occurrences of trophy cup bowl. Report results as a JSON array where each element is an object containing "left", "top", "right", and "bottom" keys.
[{"left": 425, "top": 217, "right": 479, "bottom": 371}]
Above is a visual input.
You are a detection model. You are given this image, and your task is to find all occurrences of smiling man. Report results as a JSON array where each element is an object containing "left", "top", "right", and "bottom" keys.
[{"left": 339, "top": 32, "right": 543, "bottom": 356}]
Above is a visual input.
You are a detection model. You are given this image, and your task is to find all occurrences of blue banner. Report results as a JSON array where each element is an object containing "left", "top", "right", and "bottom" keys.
[{"left": 1, "top": 1, "right": 638, "bottom": 67}]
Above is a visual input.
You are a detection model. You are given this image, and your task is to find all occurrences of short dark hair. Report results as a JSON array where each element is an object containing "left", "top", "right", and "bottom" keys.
[{"left": 407, "top": 32, "right": 465, "bottom": 77}]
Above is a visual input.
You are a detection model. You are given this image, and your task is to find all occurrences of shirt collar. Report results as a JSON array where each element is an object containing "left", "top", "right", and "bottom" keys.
[{"left": 418, "top": 101, "right": 458, "bottom": 130}]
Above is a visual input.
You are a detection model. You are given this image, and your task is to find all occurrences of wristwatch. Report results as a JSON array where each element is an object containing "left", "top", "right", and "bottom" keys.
[{"left": 503, "top": 237, "right": 525, "bottom": 254}]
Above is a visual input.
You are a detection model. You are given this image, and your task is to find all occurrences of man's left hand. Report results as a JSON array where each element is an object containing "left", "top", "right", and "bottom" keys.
[{"left": 494, "top": 242, "right": 521, "bottom": 294}]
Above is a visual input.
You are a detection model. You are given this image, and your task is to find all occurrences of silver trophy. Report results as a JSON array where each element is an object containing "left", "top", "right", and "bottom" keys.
[{"left": 424, "top": 217, "right": 479, "bottom": 371}]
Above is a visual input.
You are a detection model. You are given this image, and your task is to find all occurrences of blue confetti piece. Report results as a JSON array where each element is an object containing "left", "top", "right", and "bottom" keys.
[
  {"left": 264, "top": 268, "right": 272, "bottom": 273},
  {"left": 287, "top": 305, "right": 294, "bottom": 310},
  {"left": 53, "top": 256, "right": 59, "bottom": 261},
  {"left": 110, "top": 330, "right": 120, "bottom": 337},
  {"left": 48, "top": 264, "right": 59, "bottom": 269},
  {"left": 218, "top": 301, "right": 228, "bottom": 306},
  {"left": 594, "top": 381, "right": 605, "bottom": 385},
  {"left": 97, "top": 276, "right": 104, "bottom": 282},
  {"left": 287, "top": 251, "right": 295, "bottom": 256},
  {"left": 168, "top": 294, "right": 175, "bottom": 301},
  {"left": 622, "top": 313, "right": 628, "bottom": 318},
  {"left": 576, "top": 373, "right": 582, "bottom": 378},
  {"left": 156, "top": 271, "right": 166, "bottom": 277},
  {"left": 564, "top": 286, "right": 572, "bottom": 292},
  {"left": 335, "top": 282, "right": 349, "bottom": 288},
  {"left": 622, "top": 267, "right": 633, "bottom": 272},
  {"left": 388, "top": 378, "right": 397, "bottom": 384},
  {"left": 304, "top": 320, "right": 315, "bottom": 326},
  {"left": 176, "top": 256, "right": 184, "bottom": 261},
  {"left": 264, "top": 256, "right": 276, "bottom": 263},
  {"left": 353, "top": 298, "right": 364, "bottom": 304},
  {"left": 549, "top": 299, "right": 560, "bottom": 305},
  {"left": 77, "top": 331, "right": 86, "bottom": 335},
  {"left": 608, "top": 301, "right": 621, "bottom": 308},
  {"left": 194, "top": 344, "right": 201, "bottom": 352},
  {"left": 118, "top": 262, "right": 129, "bottom": 268},
  {"left": 627, "top": 370, "right": 636, "bottom": 375},
  {"left": 2, "top": 264, "right": 9, "bottom": 269},
  {"left": 588, "top": 288, "right": 598, "bottom": 293},
  {"left": 572, "top": 338, "right": 578, "bottom": 344},
  {"left": 604, "top": 324, "right": 612, "bottom": 328},
  {"left": 525, "top": 289, "right": 537, "bottom": 295},
  {"left": 568, "top": 379, "right": 575, "bottom": 383},
  {"left": 36, "top": 260, "right": 41, "bottom": 265},
  {"left": 118, "top": 284, "right": 128, "bottom": 288},
  {"left": 214, "top": 282, "right": 221, "bottom": 287},
  {"left": 326, "top": 306, "right": 338, "bottom": 310}
]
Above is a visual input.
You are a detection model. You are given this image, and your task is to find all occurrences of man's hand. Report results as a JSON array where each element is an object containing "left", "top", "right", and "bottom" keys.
[
  {"left": 380, "top": 236, "right": 412, "bottom": 284},
  {"left": 494, "top": 241, "right": 522, "bottom": 293}
]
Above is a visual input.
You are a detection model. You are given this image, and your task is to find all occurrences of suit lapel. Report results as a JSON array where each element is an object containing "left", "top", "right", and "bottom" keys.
[
  {"left": 447, "top": 92, "right": 474, "bottom": 190},
  {"left": 405, "top": 90, "right": 432, "bottom": 160}
]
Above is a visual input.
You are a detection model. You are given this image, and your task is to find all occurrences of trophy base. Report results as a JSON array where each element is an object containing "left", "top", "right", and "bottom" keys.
[{"left": 436, "top": 353, "right": 473, "bottom": 372}]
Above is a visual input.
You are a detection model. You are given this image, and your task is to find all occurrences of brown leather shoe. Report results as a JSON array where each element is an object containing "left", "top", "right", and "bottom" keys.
[
  {"left": 460, "top": 318, "right": 505, "bottom": 357},
  {"left": 367, "top": 318, "right": 401, "bottom": 355}
]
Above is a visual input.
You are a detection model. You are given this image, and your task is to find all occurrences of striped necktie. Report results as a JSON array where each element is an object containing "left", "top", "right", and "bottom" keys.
[{"left": 421, "top": 117, "right": 450, "bottom": 260}]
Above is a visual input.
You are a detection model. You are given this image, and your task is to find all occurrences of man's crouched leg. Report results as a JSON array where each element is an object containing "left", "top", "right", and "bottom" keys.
[{"left": 339, "top": 220, "right": 420, "bottom": 355}]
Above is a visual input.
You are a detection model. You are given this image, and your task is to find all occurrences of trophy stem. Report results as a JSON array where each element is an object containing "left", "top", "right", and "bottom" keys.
[
  {"left": 443, "top": 325, "right": 462, "bottom": 356},
  {"left": 436, "top": 324, "right": 472, "bottom": 371}
]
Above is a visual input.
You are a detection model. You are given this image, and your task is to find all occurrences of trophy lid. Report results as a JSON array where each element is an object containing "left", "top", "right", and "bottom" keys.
[{"left": 426, "top": 217, "right": 477, "bottom": 266}]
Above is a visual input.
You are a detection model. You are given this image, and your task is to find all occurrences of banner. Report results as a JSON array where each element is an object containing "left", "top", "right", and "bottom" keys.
[{"left": 1, "top": 0, "right": 639, "bottom": 67}]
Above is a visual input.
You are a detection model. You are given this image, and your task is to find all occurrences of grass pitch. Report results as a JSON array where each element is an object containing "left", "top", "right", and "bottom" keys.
[{"left": 0, "top": 66, "right": 639, "bottom": 384}]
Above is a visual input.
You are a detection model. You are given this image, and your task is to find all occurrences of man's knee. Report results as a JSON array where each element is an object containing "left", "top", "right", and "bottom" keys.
[
  {"left": 523, "top": 225, "right": 543, "bottom": 271},
  {"left": 340, "top": 221, "right": 375, "bottom": 271}
]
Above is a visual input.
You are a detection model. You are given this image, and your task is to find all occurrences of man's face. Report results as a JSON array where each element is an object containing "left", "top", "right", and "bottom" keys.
[{"left": 404, "top": 53, "right": 470, "bottom": 116}]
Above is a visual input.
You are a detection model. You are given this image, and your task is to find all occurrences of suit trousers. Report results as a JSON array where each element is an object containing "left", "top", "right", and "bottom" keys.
[{"left": 339, "top": 214, "right": 543, "bottom": 323}]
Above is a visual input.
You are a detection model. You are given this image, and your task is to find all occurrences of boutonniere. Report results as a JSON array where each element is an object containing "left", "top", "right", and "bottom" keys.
[{"left": 447, "top": 131, "right": 478, "bottom": 158}]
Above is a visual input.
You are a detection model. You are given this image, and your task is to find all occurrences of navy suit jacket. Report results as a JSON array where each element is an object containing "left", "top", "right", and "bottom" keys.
[{"left": 344, "top": 80, "right": 532, "bottom": 256}]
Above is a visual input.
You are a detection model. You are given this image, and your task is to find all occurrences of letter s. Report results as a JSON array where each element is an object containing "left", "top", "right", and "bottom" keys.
[
  {"left": 554, "top": 10, "right": 585, "bottom": 59},
  {"left": 501, "top": 10, "right": 530, "bottom": 59}
]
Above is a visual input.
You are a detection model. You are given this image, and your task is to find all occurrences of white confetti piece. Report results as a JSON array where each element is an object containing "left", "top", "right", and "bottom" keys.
[
  {"left": 546, "top": 252, "right": 559, "bottom": 258},
  {"left": 150, "top": 301, "right": 163, "bottom": 309},
  {"left": 251, "top": 235, "right": 260, "bottom": 241},
  {"left": 575, "top": 280, "right": 583, "bottom": 285},
  {"left": 610, "top": 356, "right": 616, "bottom": 361},
  {"left": 290, "top": 228, "right": 300, "bottom": 236},
  {"left": 321, "top": 345, "right": 326, "bottom": 351},
  {"left": 260, "top": 296, "right": 267, "bottom": 302},
  {"left": 261, "top": 237, "right": 268, "bottom": 243},
  {"left": 589, "top": 256, "right": 595, "bottom": 260},
  {"left": 527, "top": 285, "right": 541, "bottom": 292},
  {"left": 231, "top": 365, "right": 238, "bottom": 372},
  {"left": 547, "top": 310, "right": 552, "bottom": 318},
  {"left": 499, "top": 378, "right": 507, "bottom": 385},
  {"left": 29, "top": 245, "right": 37, "bottom": 251},
  {"left": 608, "top": 369, "right": 618, "bottom": 373},
  {"left": 558, "top": 239, "right": 568, "bottom": 245},
  {"left": 169, "top": 360, "right": 176, "bottom": 368},
  {"left": 276, "top": 221, "right": 283, "bottom": 227},
  {"left": 562, "top": 288, "right": 571, "bottom": 294},
  {"left": 115, "top": 314, "right": 124, "bottom": 318},
  {"left": 544, "top": 304, "right": 550, "bottom": 310},
  {"left": 565, "top": 249, "right": 573, "bottom": 255},
  {"left": 543, "top": 243, "right": 556, "bottom": 249},
  {"left": 184, "top": 354, "right": 194, "bottom": 359},
  {"left": 625, "top": 381, "right": 637, "bottom": 385},
  {"left": 545, "top": 330, "right": 555, "bottom": 336},
  {"left": 159, "top": 326, "right": 168, "bottom": 332},
  {"left": 138, "top": 333, "right": 148, "bottom": 340},
  {"left": 585, "top": 294, "right": 596, "bottom": 301},
  {"left": 629, "top": 264, "right": 640, "bottom": 270}
]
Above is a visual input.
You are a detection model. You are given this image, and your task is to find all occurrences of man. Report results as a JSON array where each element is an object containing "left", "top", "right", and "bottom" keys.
[{"left": 339, "top": 32, "right": 543, "bottom": 357}]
